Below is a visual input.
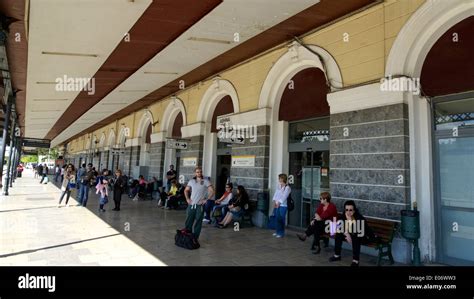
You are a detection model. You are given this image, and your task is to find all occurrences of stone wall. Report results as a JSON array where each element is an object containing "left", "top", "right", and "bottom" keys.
[
  {"left": 228, "top": 125, "right": 270, "bottom": 201},
  {"left": 149, "top": 142, "right": 166, "bottom": 181},
  {"left": 179, "top": 135, "right": 204, "bottom": 182},
  {"left": 329, "top": 103, "right": 410, "bottom": 220}
]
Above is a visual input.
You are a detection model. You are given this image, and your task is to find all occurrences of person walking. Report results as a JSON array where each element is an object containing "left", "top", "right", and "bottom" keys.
[
  {"left": 58, "top": 164, "right": 76, "bottom": 207},
  {"left": 54, "top": 164, "right": 60, "bottom": 182},
  {"left": 96, "top": 169, "right": 109, "bottom": 213},
  {"left": 272, "top": 173, "right": 291, "bottom": 238},
  {"left": 183, "top": 167, "right": 214, "bottom": 241},
  {"left": 77, "top": 163, "right": 94, "bottom": 207},
  {"left": 112, "top": 169, "right": 126, "bottom": 211}
]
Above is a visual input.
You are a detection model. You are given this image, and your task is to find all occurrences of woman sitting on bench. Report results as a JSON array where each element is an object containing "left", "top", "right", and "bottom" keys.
[
  {"left": 210, "top": 183, "right": 234, "bottom": 224},
  {"left": 217, "top": 185, "right": 248, "bottom": 229},
  {"left": 328, "top": 200, "right": 375, "bottom": 267},
  {"left": 296, "top": 192, "right": 338, "bottom": 254}
]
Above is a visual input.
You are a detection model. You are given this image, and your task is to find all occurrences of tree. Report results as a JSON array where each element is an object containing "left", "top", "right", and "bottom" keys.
[
  {"left": 21, "top": 155, "right": 38, "bottom": 163},
  {"left": 38, "top": 148, "right": 60, "bottom": 161}
]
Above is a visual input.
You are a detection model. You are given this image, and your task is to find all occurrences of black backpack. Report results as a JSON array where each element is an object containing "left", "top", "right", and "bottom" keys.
[
  {"left": 287, "top": 192, "right": 295, "bottom": 212},
  {"left": 175, "top": 229, "right": 200, "bottom": 250},
  {"left": 285, "top": 185, "right": 295, "bottom": 211}
]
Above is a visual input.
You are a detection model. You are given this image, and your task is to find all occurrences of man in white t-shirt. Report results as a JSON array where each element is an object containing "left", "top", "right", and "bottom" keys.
[{"left": 184, "top": 167, "right": 214, "bottom": 240}]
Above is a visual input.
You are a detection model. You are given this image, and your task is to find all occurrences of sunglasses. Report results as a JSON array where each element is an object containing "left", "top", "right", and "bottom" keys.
[{"left": 345, "top": 208, "right": 354, "bottom": 212}]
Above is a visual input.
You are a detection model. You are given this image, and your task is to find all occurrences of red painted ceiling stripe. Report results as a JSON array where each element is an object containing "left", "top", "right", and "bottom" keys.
[{"left": 45, "top": 0, "right": 222, "bottom": 140}]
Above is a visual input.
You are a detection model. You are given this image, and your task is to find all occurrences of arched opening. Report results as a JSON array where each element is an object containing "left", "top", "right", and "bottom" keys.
[
  {"left": 277, "top": 67, "right": 331, "bottom": 229},
  {"left": 199, "top": 79, "right": 239, "bottom": 183},
  {"left": 422, "top": 16, "right": 474, "bottom": 265},
  {"left": 162, "top": 98, "right": 187, "bottom": 186},
  {"left": 210, "top": 95, "right": 234, "bottom": 197},
  {"left": 171, "top": 112, "right": 183, "bottom": 138}
]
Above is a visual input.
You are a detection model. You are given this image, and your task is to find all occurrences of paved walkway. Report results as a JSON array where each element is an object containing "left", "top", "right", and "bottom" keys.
[{"left": 0, "top": 170, "right": 379, "bottom": 266}]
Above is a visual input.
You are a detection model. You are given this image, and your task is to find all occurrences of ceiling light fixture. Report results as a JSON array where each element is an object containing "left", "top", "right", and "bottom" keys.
[
  {"left": 42, "top": 51, "right": 98, "bottom": 57},
  {"left": 33, "top": 98, "right": 68, "bottom": 101},
  {"left": 188, "top": 37, "right": 232, "bottom": 45},
  {"left": 30, "top": 109, "right": 62, "bottom": 112},
  {"left": 144, "top": 71, "right": 179, "bottom": 75},
  {"left": 118, "top": 90, "right": 148, "bottom": 92}
]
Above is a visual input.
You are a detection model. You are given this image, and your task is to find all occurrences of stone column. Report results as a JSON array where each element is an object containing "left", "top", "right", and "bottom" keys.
[
  {"left": 149, "top": 141, "right": 165, "bottom": 181},
  {"left": 229, "top": 125, "right": 270, "bottom": 201}
]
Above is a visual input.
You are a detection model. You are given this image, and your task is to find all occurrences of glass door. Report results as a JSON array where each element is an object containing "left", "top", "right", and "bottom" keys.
[
  {"left": 433, "top": 94, "right": 474, "bottom": 265},
  {"left": 287, "top": 117, "right": 330, "bottom": 229}
]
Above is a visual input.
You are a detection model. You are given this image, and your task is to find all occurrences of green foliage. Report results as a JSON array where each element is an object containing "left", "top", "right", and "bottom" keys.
[{"left": 21, "top": 155, "right": 38, "bottom": 163}]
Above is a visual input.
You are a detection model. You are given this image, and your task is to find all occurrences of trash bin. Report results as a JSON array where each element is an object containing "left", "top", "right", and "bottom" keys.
[
  {"left": 257, "top": 191, "right": 269, "bottom": 215},
  {"left": 401, "top": 209, "right": 420, "bottom": 240},
  {"left": 400, "top": 204, "right": 421, "bottom": 265}
]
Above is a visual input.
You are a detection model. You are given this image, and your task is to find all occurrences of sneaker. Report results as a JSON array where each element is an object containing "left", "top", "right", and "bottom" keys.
[
  {"left": 329, "top": 256, "right": 341, "bottom": 262},
  {"left": 101, "top": 209, "right": 106, "bottom": 212},
  {"left": 202, "top": 219, "right": 210, "bottom": 223},
  {"left": 272, "top": 233, "right": 278, "bottom": 236},
  {"left": 275, "top": 235, "right": 283, "bottom": 238},
  {"left": 350, "top": 261, "right": 359, "bottom": 267}
]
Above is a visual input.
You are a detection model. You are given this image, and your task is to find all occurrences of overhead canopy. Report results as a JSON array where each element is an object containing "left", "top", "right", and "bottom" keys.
[{"left": 2, "top": 0, "right": 377, "bottom": 148}]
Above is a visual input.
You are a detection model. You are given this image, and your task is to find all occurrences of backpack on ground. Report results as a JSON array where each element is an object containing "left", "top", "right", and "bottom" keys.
[{"left": 174, "top": 228, "right": 200, "bottom": 250}]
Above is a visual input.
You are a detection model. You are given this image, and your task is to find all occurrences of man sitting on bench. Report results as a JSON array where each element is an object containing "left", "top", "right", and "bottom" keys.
[
  {"left": 296, "top": 192, "right": 338, "bottom": 254},
  {"left": 329, "top": 200, "right": 376, "bottom": 267}
]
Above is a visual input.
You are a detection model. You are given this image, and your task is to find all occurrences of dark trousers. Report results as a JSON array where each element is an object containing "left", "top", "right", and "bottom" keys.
[
  {"left": 39, "top": 174, "right": 46, "bottom": 183},
  {"left": 305, "top": 220, "right": 328, "bottom": 247},
  {"left": 203, "top": 200, "right": 215, "bottom": 220},
  {"left": 334, "top": 233, "right": 362, "bottom": 261},
  {"left": 113, "top": 190, "right": 122, "bottom": 209},
  {"left": 166, "top": 195, "right": 180, "bottom": 209},
  {"left": 59, "top": 189, "right": 71, "bottom": 205},
  {"left": 185, "top": 204, "right": 204, "bottom": 239}
]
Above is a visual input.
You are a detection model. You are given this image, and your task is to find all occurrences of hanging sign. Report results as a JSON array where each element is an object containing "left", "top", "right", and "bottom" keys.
[
  {"left": 183, "top": 157, "right": 197, "bottom": 167},
  {"left": 166, "top": 139, "right": 188, "bottom": 149}
]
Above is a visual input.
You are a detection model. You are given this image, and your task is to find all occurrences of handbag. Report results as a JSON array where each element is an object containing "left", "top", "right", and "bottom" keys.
[
  {"left": 267, "top": 211, "right": 276, "bottom": 230},
  {"left": 175, "top": 229, "right": 200, "bottom": 250}
]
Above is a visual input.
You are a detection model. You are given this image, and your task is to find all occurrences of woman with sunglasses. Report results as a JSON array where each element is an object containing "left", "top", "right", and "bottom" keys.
[
  {"left": 211, "top": 183, "right": 233, "bottom": 224},
  {"left": 296, "top": 192, "right": 337, "bottom": 254},
  {"left": 58, "top": 164, "right": 76, "bottom": 207},
  {"left": 329, "top": 200, "right": 375, "bottom": 266}
]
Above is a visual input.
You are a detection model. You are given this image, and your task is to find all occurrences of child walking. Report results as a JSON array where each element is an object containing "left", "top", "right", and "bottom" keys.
[{"left": 96, "top": 169, "right": 109, "bottom": 213}]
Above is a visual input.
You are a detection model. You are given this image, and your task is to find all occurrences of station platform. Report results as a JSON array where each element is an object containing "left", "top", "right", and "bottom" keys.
[{"left": 0, "top": 170, "right": 380, "bottom": 266}]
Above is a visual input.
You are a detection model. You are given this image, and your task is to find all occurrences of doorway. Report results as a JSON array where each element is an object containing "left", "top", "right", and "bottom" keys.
[
  {"left": 216, "top": 141, "right": 231, "bottom": 199},
  {"left": 287, "top": 117, "right": 330, "bottom": 229},
  {"left": 433, "top": 93, "right": 474, "bottom": 265}
]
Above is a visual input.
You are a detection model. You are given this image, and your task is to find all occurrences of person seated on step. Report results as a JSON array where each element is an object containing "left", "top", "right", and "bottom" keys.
[
  {"left": 217, "top": 185, "right": 248, "bottom": 229},
  {"left": 296, "top": 192, "right": 338, "bottom": 254}
]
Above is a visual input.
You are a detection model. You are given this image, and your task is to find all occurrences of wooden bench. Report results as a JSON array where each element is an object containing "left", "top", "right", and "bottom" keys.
[{"left": 319, "top": 214, "right": 398, "bottom": 266}]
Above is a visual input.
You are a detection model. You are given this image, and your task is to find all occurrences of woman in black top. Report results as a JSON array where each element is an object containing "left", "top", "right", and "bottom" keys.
[
  {"left": 217, "top": 185, "right": 248, "bottom": 228},
  {"left": 328, "top": 200, "right": 376, "bottom": 266},
  {"left": 112, "top": 169, "right": 126, "bottom": 211}
]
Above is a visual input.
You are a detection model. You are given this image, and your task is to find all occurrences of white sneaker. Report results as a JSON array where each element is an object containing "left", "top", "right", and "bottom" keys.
[
  {"left": 276, "top": 235, "right": 283, "bottom": 238},
  {"left": 202, "top": 219, "right": 210, "bottom": 223},
  {"left": 272, "top": 233, "right": 278, "bottom": 236}
]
